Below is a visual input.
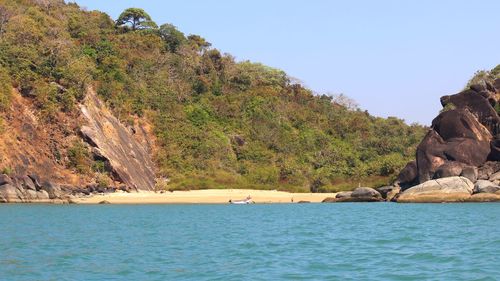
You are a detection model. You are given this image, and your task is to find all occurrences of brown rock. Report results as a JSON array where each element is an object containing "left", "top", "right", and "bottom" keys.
[
  {"left": 41, "top": 182, "right": 62, "bottom": 199},
  {"left": 0, "top": 184, "right": 20, "bottom": 203},
  {"left": 322, "top": 197, "right": 337, "bottom": 203},
  {"left": 386, "top": 186, "right": 401, "bottom": 202},
  {"left": 460, "top": 166, "right": 478, "bottom": 183},
  {"left": 397, "top": 177, "right": 473, "bottom": 203},
  {"left": 80, "top": 89, "right": 156, "bottom": 191},
  {"left": 335, "top": 191, "right": 352, "bottom": 199},
  {"left": 350, "top": 187, "right": 383, "bottom": 202},
  {"left": 396, "top": 161, "right": 418, "bottom": 189},
  {"left": 478, "top": 161, "right": 500, "bottom": 180},
  {"left": 36, "top": 190, "right": 50, "bottom": 200},
  {"left": 440, "top": 88, "right": 500, "bottom": 134},
  {"left": 375, "top": 186, "right": 395, "bottom": 199},
  {"left": 434, "top": 162, "right": 466, "bottom": 179}
]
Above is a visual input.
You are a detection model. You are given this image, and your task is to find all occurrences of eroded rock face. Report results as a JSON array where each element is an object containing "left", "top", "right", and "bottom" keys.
[
  {"left": 80, "top": 89, "right": 156, "bottom": 191},
  {"left": 397, "top": 177, "right": 473, "bottom": 203},
  {"left": 398, "top": 79, "right": 500, "bottom": 188}
]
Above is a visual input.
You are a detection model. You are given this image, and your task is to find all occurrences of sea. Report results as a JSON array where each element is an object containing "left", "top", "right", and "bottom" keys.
[{"left": 0, "top": 203, "right": 499, "bottom": 281}]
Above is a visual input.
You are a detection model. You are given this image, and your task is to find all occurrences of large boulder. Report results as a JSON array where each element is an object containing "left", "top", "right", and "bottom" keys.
[
  {"left": 415, "top": 110, "right": 492, "bottom": 183},
  {"left": 460, "top": 166, "right": 478, "bottom": 183},
  {"left": 19, "top": 175, "right": 36, "bottom": 191},
  {"left": 415, "top": 130, "right": 448, "bottom": 183},
  {"left": 397, "top": 176, "right": 474, "bottom": 203},
  {"left": 433, "top": 161, "right": 466, "bottom": 179},
  {"left": 431, "top": 109, "right": 492, "bottom": 143},
  {"left": 40, "top": 182, "right": 62, "bottom": 199},
  {"left": 0, "top": 184, "right": 20, "bottom": 203},
  {"left": 335, "top": 191, "right": 352, "bottom": 199},
  {"left": 36, "top": 190, "right": 50, "bottom": 201},
  {"left": 350, "top": 187, "right": 383, "bottom": 202},
  {"left": 396, "top": 161, "right": 418, "bottom": 189},
  {"left": 440, "top": 88, "right": 499, "bottom": 134}
]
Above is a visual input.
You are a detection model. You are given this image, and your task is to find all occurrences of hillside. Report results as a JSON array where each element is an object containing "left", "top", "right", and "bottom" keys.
[{"left": 0, "top": 0, "right": 426, "bottom": 193}]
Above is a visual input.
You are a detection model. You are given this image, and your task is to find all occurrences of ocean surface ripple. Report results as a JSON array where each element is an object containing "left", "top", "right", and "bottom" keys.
[{"left": 0, "top": 203, "right": 499, "bottom": 280}]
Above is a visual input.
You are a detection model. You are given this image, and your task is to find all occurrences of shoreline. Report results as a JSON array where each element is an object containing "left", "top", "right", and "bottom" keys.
[{"left": 72, "top": 189, "right": 337, "bottom": 204}]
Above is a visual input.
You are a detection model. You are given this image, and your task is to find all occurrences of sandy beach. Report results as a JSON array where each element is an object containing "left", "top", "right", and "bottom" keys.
[{"left": 73, "top": 189, "right": 337, "bottom": 204}]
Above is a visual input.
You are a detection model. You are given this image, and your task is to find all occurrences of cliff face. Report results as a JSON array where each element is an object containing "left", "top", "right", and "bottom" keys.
[
  {"left": 0, "top": 89, "right": 85, "bottom": 186},
  {"left": 397, "top": 78, "right": 500, "bottom": 188},
  {"left": 80, "top": 89, "right": 156, "bottom": 191},
  {"left": 0, "top": 87, "right": 157, "bottom": 195}
]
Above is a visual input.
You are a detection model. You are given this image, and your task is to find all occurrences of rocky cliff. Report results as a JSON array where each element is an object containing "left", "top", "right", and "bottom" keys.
[
  {"left": 390, "top": 78, "right": 500, "bottom": 202},
  {"left": 80, "top": 89, "right": 156, "bottom": 191},
  {"left": 0, "top": 88, "right": 157, "bottom": 203},
  {"left": 397, "top": 78, "right": 500, "bottom": 188}
]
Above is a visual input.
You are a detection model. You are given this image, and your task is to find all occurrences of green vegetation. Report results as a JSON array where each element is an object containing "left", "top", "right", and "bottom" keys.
[
  {"left": 466, "top": 64, "right": 500, "bottom": 88},
  {"left": 0, "top": 66, "right": 11, "bottom": 111},
  {"left": 67, "top": 140, "right": 92, "bottom": 174},
  {"left": 116, "top": 8, "right": 157, "bottom": 31},
  {"left": 0, "top": 1, "right": 427, "bottom": 191}
]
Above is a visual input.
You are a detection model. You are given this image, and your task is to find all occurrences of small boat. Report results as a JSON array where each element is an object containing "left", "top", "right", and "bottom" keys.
[{"left": 229, "top": 197, "right": 254, "bottom": 204}]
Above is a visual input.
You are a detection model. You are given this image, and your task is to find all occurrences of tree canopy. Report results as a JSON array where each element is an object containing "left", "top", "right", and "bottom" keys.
[
  {"left": 158, "top": 23, "right": 186, "bottom": 52},
  {"left": 116, "top": 8, "right": 157, "bottom": 31}
]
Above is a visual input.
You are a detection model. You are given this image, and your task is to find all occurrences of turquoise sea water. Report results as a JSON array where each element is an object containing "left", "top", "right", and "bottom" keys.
[{"left": 0, "top": 203, "right": 499, "bottom": 281}]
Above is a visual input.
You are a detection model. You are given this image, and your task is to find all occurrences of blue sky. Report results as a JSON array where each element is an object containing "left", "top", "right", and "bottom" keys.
[{"left": 72, "top": 0, "right": 500, "bottom": 125}]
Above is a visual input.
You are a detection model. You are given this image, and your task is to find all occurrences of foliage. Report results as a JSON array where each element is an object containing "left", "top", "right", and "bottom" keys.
[
  {"left": 0, "top": 66, "right": 11, "bottom": 110},
  {"left": 0, "top": 2, "right": 429, "bottom": 191},
  {"left": 158, "top": 23, "right": 186, "bottom": 52},
  {"left": 116, "top": 8, "right": 157, "bottom": 31},
  {"left": 67, "top": 140, "right": 91, "bottom": 174},
  {"left": 440, "top": 102, "right": 456, "bottom": 113},
  {"left": 466, "top": 65, "right": 500, "bottom": 88},
  {"left": 96, "top": 173, "right": 111, "bottom": 188}
]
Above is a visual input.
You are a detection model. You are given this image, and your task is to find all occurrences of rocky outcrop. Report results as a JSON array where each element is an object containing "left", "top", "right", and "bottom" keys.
[
  {"left": 323, "top": 187, "right": 382, "bottom": 203},
  {"left": 398, "top": 79, "right": 500, "bottom": 189},
  {"left": 397, "top": 176, "right": 474, "bottom": 203},
  {"left": 351, "top": 187, "right": 383, "bottom": 201},
  {"left": 0, "top": 173, "right": 121, "bottom": 203},
  {"left": 474, "top": 180, "right": 500, "bottom": 194},
  {"left": 0, "top": 174, "right": 64, "bottom": 203},
  {"left": 80, "top": 89, "right": 156, "bottom": 191}
]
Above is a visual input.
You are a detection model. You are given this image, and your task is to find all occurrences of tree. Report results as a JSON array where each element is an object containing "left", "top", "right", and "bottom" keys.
[
  {"left": 116, "top": 8, "right": 157, "bottom": 31},
  {"left": 187, "top": 34, "right": 211, "bottom": 52},
  {"left": 158, "top": 23, "right": 186, "bottom": 52}
]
